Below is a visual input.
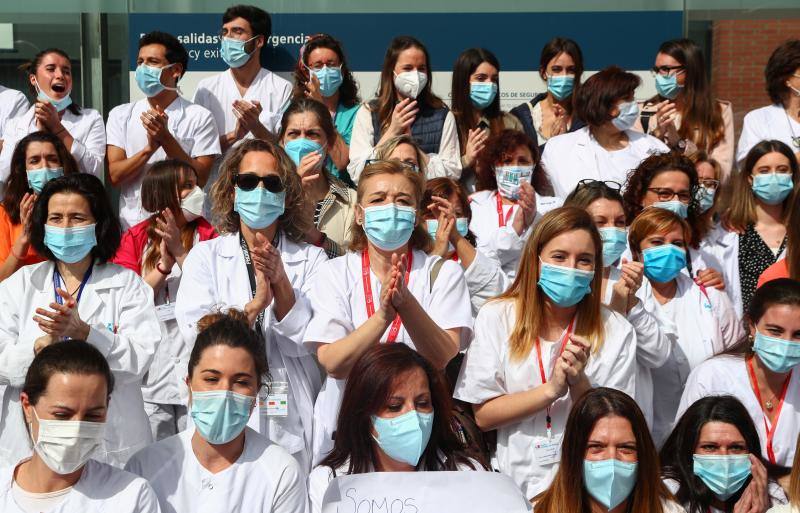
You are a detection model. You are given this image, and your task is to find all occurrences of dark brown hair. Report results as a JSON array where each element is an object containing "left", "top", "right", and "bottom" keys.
[
  {"left": 422, "top": 177, "right": 476, "bottom": 245},
  {"left": 765, "top": 39, "right": 800, "bottom": 105},
  {"left": 474, "top": 129, "right": 545, "bottom": 193},
  {"left": 20, "top": 48, "right": 81, "bottom": 116},
  {"left": 293, "top": 33, "right": 360, "bottom": 108},
  {"left": 451, "top": 48, "right": 503, "bottom": 151},
  {"left": 278, "top": 98, "right": 336, "bottom": 147},
  {"left": 539, "top": 37, "right": 584, "bottom": 113},
  {"left": 575, "top": 66, "right": 640, "bottom": 128},
  {"left": 320, "top": 344, "right": 481, "bottom": 473},
  {"left": 3, "top": 131, "right": 78, "bottom": 224},
  {"left": 786, "top": 186, "right": 800, "bottom": 281}
]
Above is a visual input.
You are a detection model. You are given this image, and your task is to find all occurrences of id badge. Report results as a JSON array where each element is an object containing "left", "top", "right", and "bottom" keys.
[
  {"left": 532, "top": 433, "right": 563, "bottom": 466},
  {"left": 155, "top": 303, "right": 176, "bottom": 322},
  {"left": 260, "top": 381, "right": 289, "bottom": 417}
]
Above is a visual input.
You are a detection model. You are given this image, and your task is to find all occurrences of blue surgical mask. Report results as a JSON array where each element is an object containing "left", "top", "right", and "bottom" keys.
[
  {"left": 612, "top": 100, "right": 639, "bottom": 131},
  {"left": 190, "top": 390, "right": 254, "bottom": 445},
  {"left": 495, "top": 165, "right": 533, "bottom": 200},
  {"left": 753, "top": 331, "right": 800, "bottom": 373},
  {"left": 312, "top": 65, "right": 344, "bottom": 98},
  {"left": 651, "top": 200, "right": 689, "bottom": 219},
  {"left": 655, "top": 74, "right": 683, "bottom": 100},
  {"left": 220, "top": 36, "right": 256, "bottom": 69},
  {"left": 426, "top": 217, "right": 469, "bottom": 240},
  {"left": 547, "top": 75, "right": 575, "bottom": 101},
  {"left": 35, "top": 80, "right": 72, "bottom": 113},
  {"left": 697, "top": 186, "right": 716, "bottom": 214},
  {"left": 693, "top": 454, "right": 751, "bottom": 501},
  {"left": 234, "top": 186, "right": 286, "bottom": 229},
  {"left": 752, "top": 173, "right": 793, "bottom": 205},
  {"left": 27, "top": 167, "right": 63, "bottom": 194},
  {"left": 363, "top": 204, "right": 417, "bottom": 251},
  {"left": 642, "top": 244, "right": 686, "bottom": 283},
  {"left": 135, "top": 63, "right": 177, "bottom": 98},
  {"left": 469, "top": 82, "right": 498, "bottom": 109},
  {"left": 44, "top": 224, "right": 97, "bottom": 264},
  {"left": 538, "top": 260, "right": 594, "bottom": 307},
  {"left": 372, "top": 409, "right": 434, "bottom": 467},
  {"left": 284, "top": 138, "right": 325, "bottom": 167},
  {"left": 599, "top": 227, "right": 628, "bottom": 267},
  {"left": 583, "top": 459, "right": 638, "bottom": 511}
]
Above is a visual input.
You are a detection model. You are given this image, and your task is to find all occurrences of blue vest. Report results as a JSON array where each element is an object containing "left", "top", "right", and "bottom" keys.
[{"left": 370, "top": 102, "right": 448, "bottom": 154}]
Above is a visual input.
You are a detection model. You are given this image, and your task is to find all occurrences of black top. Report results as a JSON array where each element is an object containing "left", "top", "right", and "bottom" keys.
[{"left": 738, "top": 223, "right": 787, "bottom": 313}]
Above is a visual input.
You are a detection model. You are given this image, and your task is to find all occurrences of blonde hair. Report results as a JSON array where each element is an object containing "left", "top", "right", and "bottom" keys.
[
  {"left": 210, "top": 138, "right": 311, "bottom": 241},
  {"left": 349, "top": 160, "right": 432, "bottom": 253},
  {"left": 627, "top": 208, "right": 692, "bottom": 259},
  {"left": 495, "top": 207, "right": 605, "bottom": 361},
  {"left": 374, "top": 135, "right": 428, "bottom": 175}
]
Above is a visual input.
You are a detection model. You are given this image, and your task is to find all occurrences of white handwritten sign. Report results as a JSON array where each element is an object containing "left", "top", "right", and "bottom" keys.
[{"left": 321, "top": 471, "right": 532, "bottom": 513}]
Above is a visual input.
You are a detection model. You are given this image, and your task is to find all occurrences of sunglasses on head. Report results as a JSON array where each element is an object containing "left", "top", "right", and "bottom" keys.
[{"left": 234, "top": 172, "right": 284, "bottom": 193}]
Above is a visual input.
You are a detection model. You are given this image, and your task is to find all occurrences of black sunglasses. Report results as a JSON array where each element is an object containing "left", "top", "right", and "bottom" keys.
[
  {"left": 365, "top": 158, "right": 419, "bottom": 173},
  {"left": 234, "top": 173, "right": 284, "bottom": 193},
  {"left": 577, "top": 179, "right": 622, "bottom": 191}
]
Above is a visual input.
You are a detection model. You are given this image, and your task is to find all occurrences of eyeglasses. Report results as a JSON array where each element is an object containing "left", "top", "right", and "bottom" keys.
[
  {"left": 578, "top": 179, "right": 622, "bottom": 191},
  {"left": 234, "top": 173, "right": 284, "bottom": 193},
  {"left": 650, "top": 65, "right": 685, "bottom": 77},
  {"left": 698, "top": 179, "right": 720, "bottom": 190},
  {"left": 647, "top": 187, "right": 692, "bottom": 202},
  {"left": 365, "top": 158, "right": 419, "bottom": 173},
  {"left": 306, "top": 62, "right": 342, "bottom": 72}
]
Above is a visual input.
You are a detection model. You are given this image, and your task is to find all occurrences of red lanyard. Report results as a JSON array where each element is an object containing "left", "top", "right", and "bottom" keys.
[
  {"left": 361, "top": 249, "right": 413, "bottom": 343},
  {"left": 534, "top": 318, "right": 575, "bottom": 438},
  {"left": 746, "top": 355, "right": 791, "bottom": 464},
  {"left": 495, "top": 193, "right": 514, "bottom": 227}
]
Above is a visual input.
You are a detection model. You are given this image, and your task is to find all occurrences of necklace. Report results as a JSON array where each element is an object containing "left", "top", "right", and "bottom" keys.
[{"left": 785, "top": 108, "right": 800, "bottom": 148}]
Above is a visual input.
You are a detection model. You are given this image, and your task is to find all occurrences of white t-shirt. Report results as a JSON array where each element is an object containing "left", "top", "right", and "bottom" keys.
[
  {"left": 303, "top": 249, "right": 474, "bottom": 464},
  {"left": 125, "top": 427, "right": 306, "bottom": 513},
  {"left": 677, "top": 355, "right": 800, "bottom": 467},
  {"left": 454, "top": 300, "right": 637, "bottom": 499},
  {"left": 737, "top": 104, "right": 800, "bottom": 164},
  {"left": 11, "top": 481, "right": 72, "bottom": 513},
  {"left": 106, "top": 97, "right": 220, "bottom": 229}
]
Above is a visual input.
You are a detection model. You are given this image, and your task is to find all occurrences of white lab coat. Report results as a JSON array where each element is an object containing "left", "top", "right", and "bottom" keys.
[
  {"left": 737, "top": 104, "right": 800, "bottom": 165},
  {"left": 0, "top": 458, "right": 161, "bottom": 513},
  {"left": 0, "top": 105, "right": 106, "bottom": 190},
  {"left": 677, "top": 355, "right": 800, "bottom": 467},
  {"left": 303, "top": 249, "right": 474, "bottom": 465},
  {"left": 541, "top": 126, "right": 670, "bottom": 198},
  {"left": 0, "top": 86, "right": 29, "bottom": 134},
  {"left": 106, "top": 97, "right": 221, "bottom": 230},
  {"left": 0, "top": 261, "right": 159, "bottom": 468},
  {"left": 126, "top": 427, "right": 306, "bottom": 513},
  {"left": 468, "top": 190, "right": 562, "bottom": 280},
  {"left": 347, "top": 104, "right": 462, "bottom": 182},
  {"left": 639, "top": 273, "right": 743, "bottom": 445},
  {"left": 664, "top": 477, "right": 789, "bottom": 513},
  {"left": 462, "top": 249, "right": 512, "bottom": 316},
  {"left": 454, "top": 300, "right": 637, "bottom": 499},
  {"left": 175, "top": 232, "right": 326, "bottom": 474}
]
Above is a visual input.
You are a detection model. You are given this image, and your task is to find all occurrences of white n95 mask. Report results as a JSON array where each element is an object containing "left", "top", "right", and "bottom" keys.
[
  {"left": 394, "top": 71, "right": 428, "bottom": 99},
  {"left": 29, "top": 408, "right": 105, "bottom": 474}
]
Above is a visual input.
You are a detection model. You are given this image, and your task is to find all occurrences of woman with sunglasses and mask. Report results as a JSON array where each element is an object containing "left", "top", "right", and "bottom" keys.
[
  {"left": 113, "top": 159, "right": 216, "bottom": 441},
  {"left": 293, "top": 33, "right": 360, "bottom": 187},
  {"left": 628, "top": 208, "right": 741, "bottom": 445},
  {"left": 0, "top": 341, "right": 161, "bottom": 512},
  {"left": 532, "top": 387, "right": 685, "bottom": 513},
  {"left": 304, "top": 159, "right": 472, "bottom": 465},
  {"left": 126, "top": 310, "right": 306, "bottom": 513},
  {"left": 564, "top": 180, "right": 670, "bottom": 427},
  {"left": 0, "top": 132, "right": 78, "bottom": 282},
  {"left": 0, "top": 48, "right": 105, "bottom": 188},
  {"left": 176, "top": 138, "right": 327, "bottom": 474},
  {"left": 308, "top": 343, "right": 484, "bottom": 513},
  {"left": 678, "top": 278, "right": 800, "bottom": 469},
  {"left": 662, "top": 395, "right": 787, "bottom": 513},
  {"left": 639, "top": 39, "right": 734, "bottom": 179},
  {"left": 348, "top": 36, "right": 460, "bottom": 183}
]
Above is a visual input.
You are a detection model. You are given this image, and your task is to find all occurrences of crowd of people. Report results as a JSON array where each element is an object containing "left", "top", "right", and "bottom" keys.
[{"left": 0, "top": 4, "right": 799, "bottom": 512}]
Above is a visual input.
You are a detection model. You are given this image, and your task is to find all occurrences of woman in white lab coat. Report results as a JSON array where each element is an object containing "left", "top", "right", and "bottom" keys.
[
  {"left": 678, "top": 278, "right": 800, "bottom": 468},
  {"left": 0, "top": 173, "right": 159, "bottom": 469},
  {"left": 304, "top": 159, "right": 472, "bottom": 464},
  {"left": 454, "top": 206, "right": 637, "bottom": 500},
  {"left": 308, "top": 343, "right": 484, "bottom": 513},
  {"left": 703, "top": 140, "right": 798, "bottom": 318},
  {"left": 737, "top": 40, "right": 800, "bottom": 165},
  {"left": 347, "top": 36, "right": 461, "bottom": 182},
  {"left": 0, "top": 49, "right": 106, "bottom": 190},
  {"left": 563, "top": 180, "right": 670, "bottom": 426},
  {"left": 126, "top": 310, "right": 306, "bottom": 513},
  {"left": 628, "top": 208, "right": 741, "bottom": 445},
  {"left": 0, "top": 341, "right": 160, "bottom": 513},
  {"left": 541, "top": 66, "right": 669, "bottom": 199},
  {"left": 469, "top": 129, "right": 562, "bottom": 280},
  {"left": 112, "top": 159, "right": 217, "bottom": 441},
  {"left": 175, "top": 138, "right": 326, "bottom": 474}
]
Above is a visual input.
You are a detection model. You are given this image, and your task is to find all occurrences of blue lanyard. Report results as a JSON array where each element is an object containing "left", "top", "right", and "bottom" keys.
[{"left": 53, "top": 265, "right": 93, "bottom": 306}]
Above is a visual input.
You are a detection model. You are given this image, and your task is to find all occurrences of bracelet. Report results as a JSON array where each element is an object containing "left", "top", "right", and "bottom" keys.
[
  {"left": 156, "top": 262, "right": 172, "bottom": 275},
  {"left": 54, "top": 127, "right": 67, "bottom": 137}
]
